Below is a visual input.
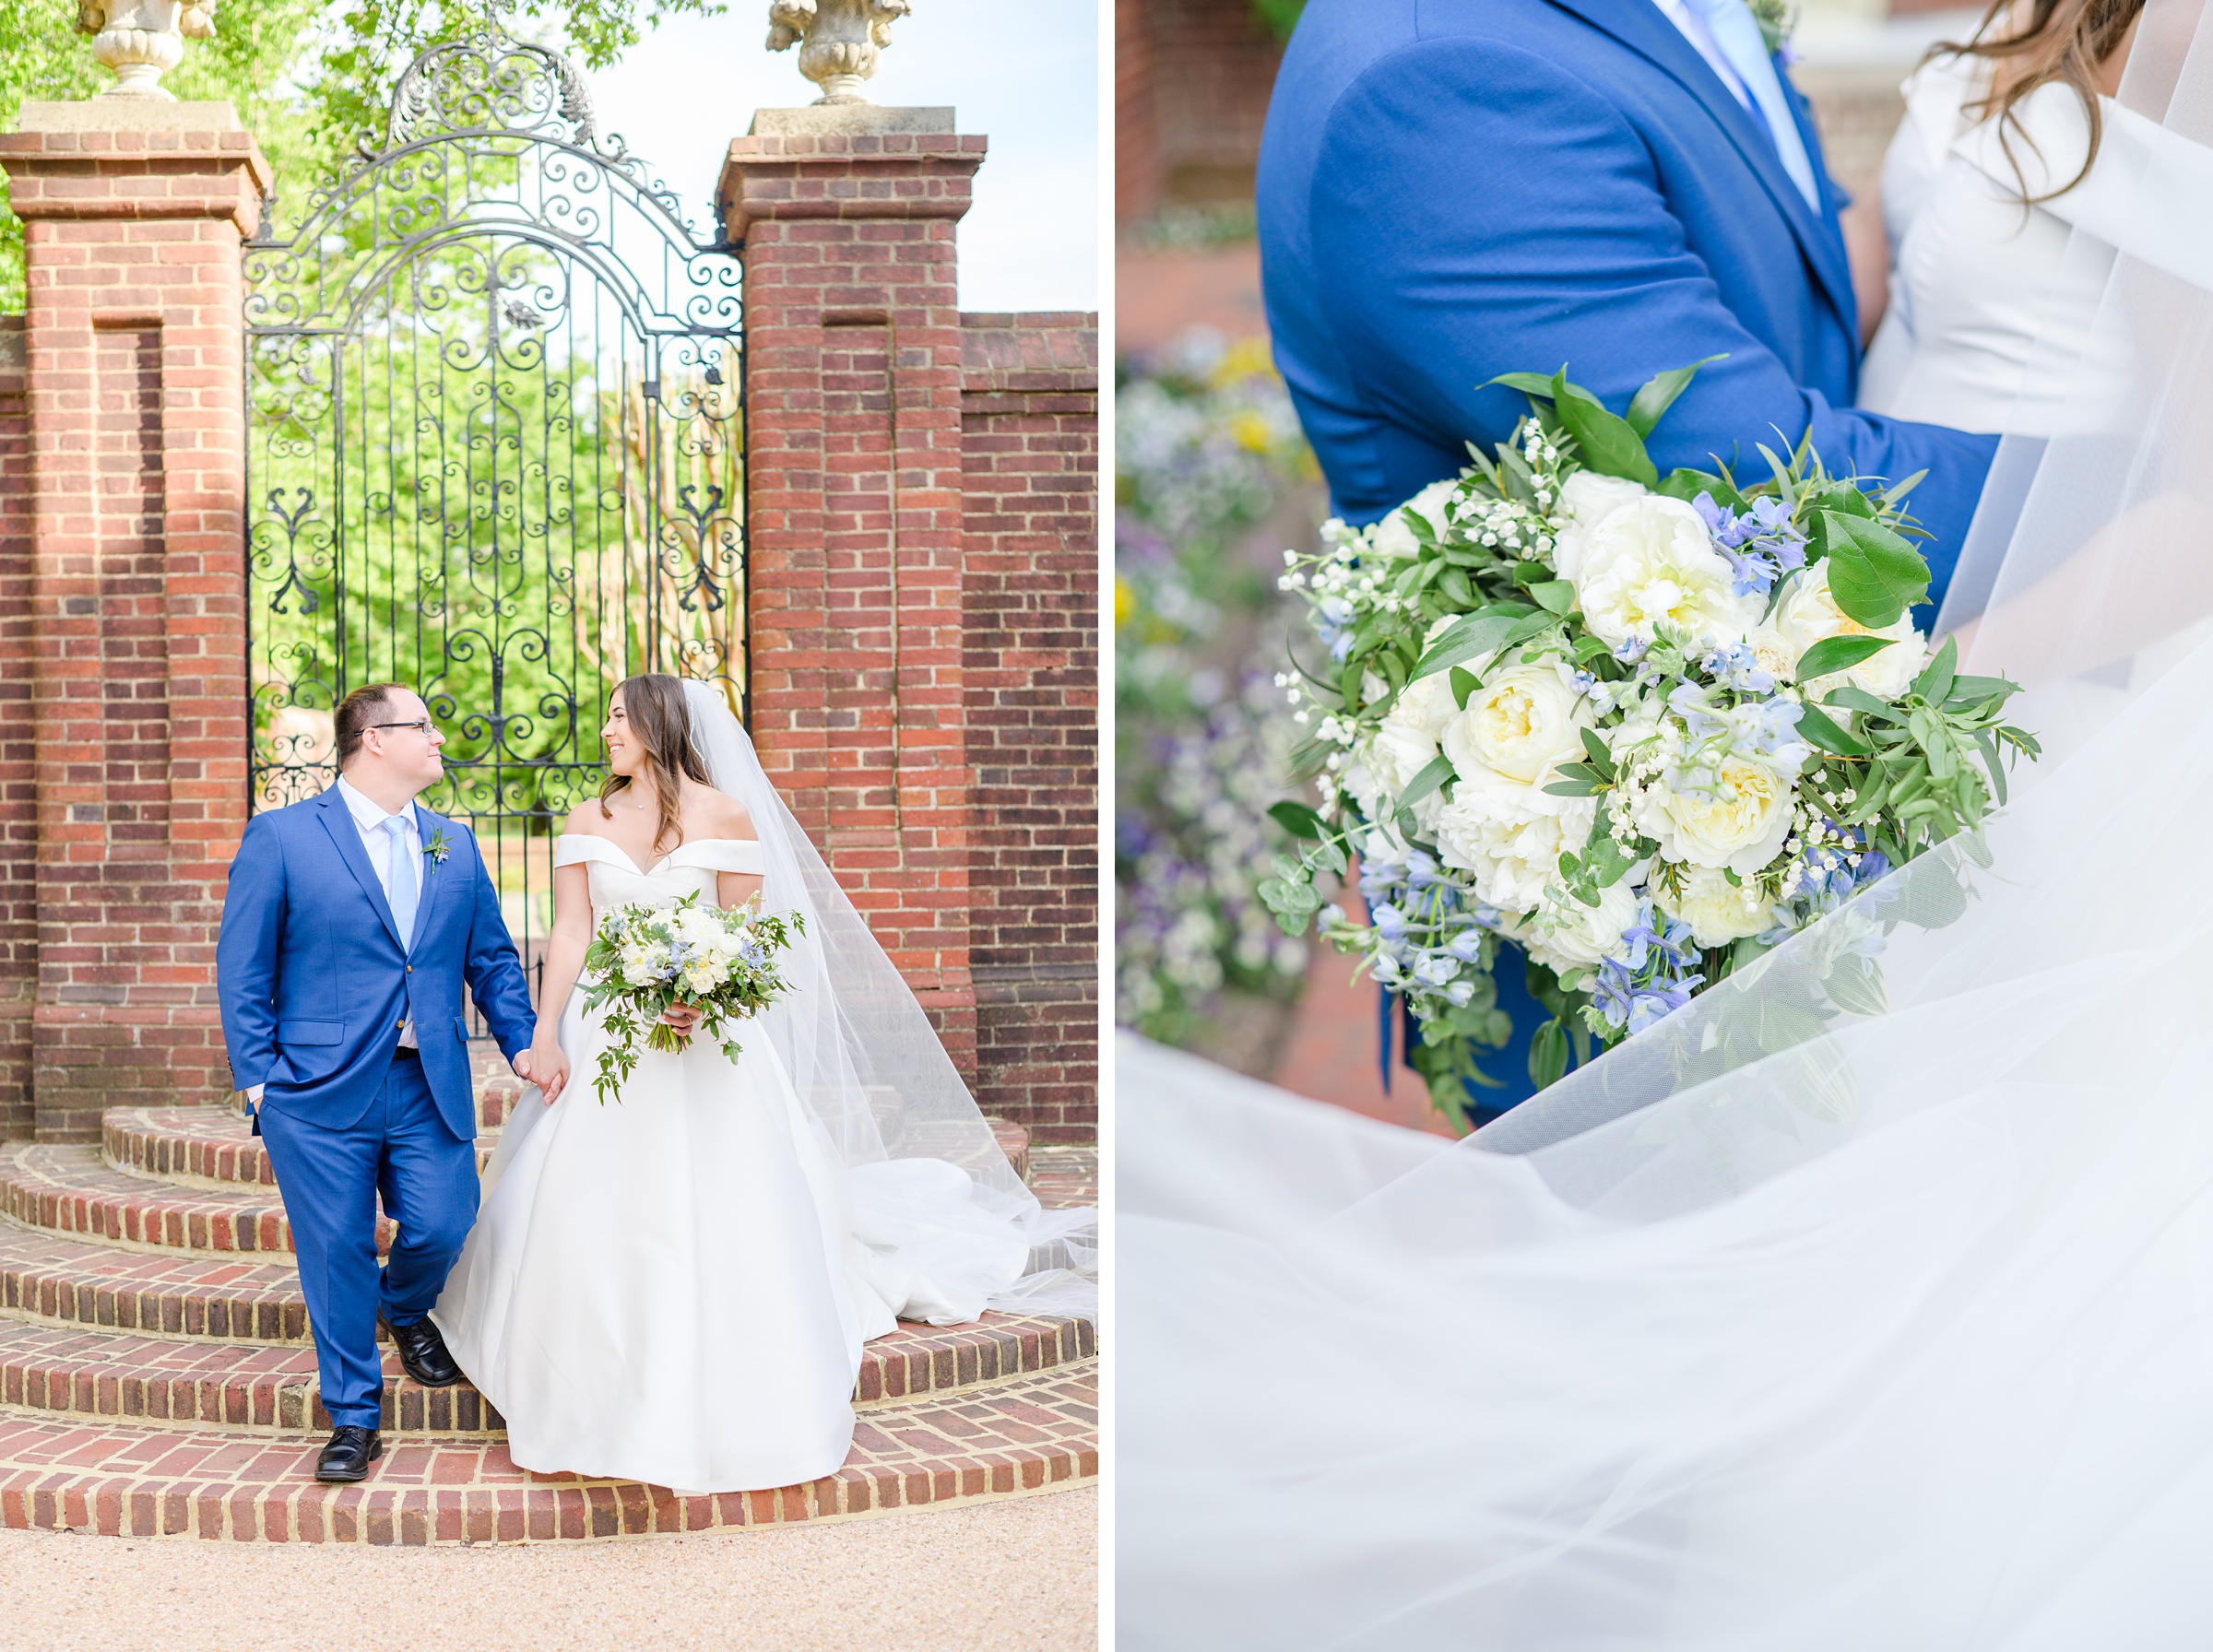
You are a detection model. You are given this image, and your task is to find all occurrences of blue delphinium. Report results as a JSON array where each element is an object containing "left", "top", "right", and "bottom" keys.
[
  {"left": 1591, "top": 903, "right": 1707, "bottom": 1036},
  {"left": 1695, "top": 490, "right": 1808, "bottom": 598}
]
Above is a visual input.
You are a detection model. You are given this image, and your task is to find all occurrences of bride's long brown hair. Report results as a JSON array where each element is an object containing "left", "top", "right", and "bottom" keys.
[
  {"left": 598, "top": 673, "right": 711, "bottom": 855},
  {"left": 1938, "top": 0, "right": 2146, "bottom": 201}
]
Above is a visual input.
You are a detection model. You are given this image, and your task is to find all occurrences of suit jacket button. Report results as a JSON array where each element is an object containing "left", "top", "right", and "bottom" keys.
[
  {"left": 396, "top": 1020, "right": 405, "bottom": 1031},
  {"left": 406, "top": 965, "right": 412, "bottom": 974}
]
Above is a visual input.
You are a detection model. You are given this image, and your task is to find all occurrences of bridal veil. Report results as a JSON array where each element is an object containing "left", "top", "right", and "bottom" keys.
[
  {"left": 678, "top": 682, "right": 1095, "bottom": 1320},
  {"left": 1122, "top": 3, "right": 2213, "bottom": 1644}
]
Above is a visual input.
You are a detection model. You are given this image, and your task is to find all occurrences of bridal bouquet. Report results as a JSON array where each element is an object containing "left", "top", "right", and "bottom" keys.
[
  {"left": 1259, "top": 363, "right": 2040, "bottom": 1126},
  {"left": 579, "top": 891, "right": 806, "bottom": 1104}
]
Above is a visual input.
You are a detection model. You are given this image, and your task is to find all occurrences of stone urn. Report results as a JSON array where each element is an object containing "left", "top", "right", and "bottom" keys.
[
  {"left": 76, "top": 0, "right": 218, "bottom": 100},
  {"left": 765, "top": 0, "right": 913, "bottom": 105}
]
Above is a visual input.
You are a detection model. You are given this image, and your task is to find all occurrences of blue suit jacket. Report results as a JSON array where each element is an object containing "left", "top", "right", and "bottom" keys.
[
  {"left": 1256, "top": 0, "right": 2001, "bottom": 607},
  {"left": 217, "top": 787, "right": 536, "bottom": 1142}
]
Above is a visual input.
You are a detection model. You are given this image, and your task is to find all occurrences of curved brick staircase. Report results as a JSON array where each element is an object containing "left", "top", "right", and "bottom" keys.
[{"left": 0, "top": 1072, "right": 1095, "bottom": 1543}]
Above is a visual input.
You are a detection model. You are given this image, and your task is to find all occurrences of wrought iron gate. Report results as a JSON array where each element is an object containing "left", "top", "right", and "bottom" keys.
[{"left": 243, "top": 12, "right": 744, "bottom": 1019}]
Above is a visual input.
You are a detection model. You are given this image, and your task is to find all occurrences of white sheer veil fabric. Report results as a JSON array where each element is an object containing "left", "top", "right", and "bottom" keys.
[
  {"left": 677, "top": 682, "right": 1095, "bottom": 1323},
  {"left": 1122, "top": 7, "right": 2213, "bottom": 1645}
]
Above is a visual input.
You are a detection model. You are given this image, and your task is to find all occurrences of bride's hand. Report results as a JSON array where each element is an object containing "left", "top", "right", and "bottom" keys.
[
  {"left": 660, "top": 1004, "right": 704, "bottom": 1037},
  {"left": 520, "top": 1040, "right": 569, "bottom": 1106}
]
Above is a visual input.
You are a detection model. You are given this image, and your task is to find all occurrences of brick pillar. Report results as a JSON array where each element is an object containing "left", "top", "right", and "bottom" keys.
[
  {"left": 0, "top": 102, "right": 268, "bottom": 1139},
  {"left": 719, "top": 112, "right": 986, "bottom": 1077}
]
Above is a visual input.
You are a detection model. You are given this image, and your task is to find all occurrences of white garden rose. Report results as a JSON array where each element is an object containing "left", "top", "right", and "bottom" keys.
[
  {"left": 1507, "top": 879, "right": 1641, "bottom": 979},
  {"left": 1576, "top": 495, "right": 1762, "bottom": 654},
  {"left": 1367, "top": 478, "right": 1461, "bottom": 559},
  {"left": 1746, "top": 622, "right": 1798, "bottom": 684},
  {"left": 1635, "top": 752, "right": 1795, "bottom": 877},
  {"left": 1439, "top": 657, "right": 1596, "bottom": 791},
  {"left": 1769, "top": 560, "right": 1925, "bottom": 698},
  {"left": 1367, "top": 670, "right": 1456, "bottom": 796},
  {"left": 1435, "top": 791, "right": 1597, "bottom": 912},
  {"left": 1660, "top": 865, "right": 1780, "bottom": 950},
  {"left": 1548, "top": 470, "right": 1651, "bottom": 583}
]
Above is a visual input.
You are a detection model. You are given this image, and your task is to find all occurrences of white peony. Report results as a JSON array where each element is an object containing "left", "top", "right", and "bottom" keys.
[
  {"left": 1367, "top": 478, "right": 1462, "bottom": 559},
  {"left": 1507, "top": 879, "right": 1641, "bottom": 980},
  {"left": 1635, "top": 753, "right": 1796, "bottom": 878},
  {"left": 1660, "top": 865, "right": 1781, "bottom": 950},
  {"left": 1576, "top": 495, "right": 1762, "bottom": 654},
  {"left": 1366, "top": 670, "right": 1457, "bottom": 796},
  {"left": 1435, "top": 791, "right": 1597, "bottom": 913},
  {"left": 1439, "top": 657, "right": 1596, "bottom": 790},
  {"left": 1769, "top": 560, "right": 1926, "bottom": 699},
  {"left": 1548, "top": 470, "right": 1651, "bottom": 583}
]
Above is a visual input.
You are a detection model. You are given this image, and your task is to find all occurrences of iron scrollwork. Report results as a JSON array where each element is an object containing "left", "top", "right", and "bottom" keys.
[{"left": 244, "top": 0, "right": 748, "bottom": 1020}]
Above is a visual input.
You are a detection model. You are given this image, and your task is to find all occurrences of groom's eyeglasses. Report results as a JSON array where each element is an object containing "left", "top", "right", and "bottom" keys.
[{"left": 371, "top": 719, "right": 437, "bottom": 738}]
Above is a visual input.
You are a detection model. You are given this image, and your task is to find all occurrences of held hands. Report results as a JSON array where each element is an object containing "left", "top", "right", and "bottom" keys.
[{"left": 514, "top": 1041, "right": 572, "bottom": 1106}]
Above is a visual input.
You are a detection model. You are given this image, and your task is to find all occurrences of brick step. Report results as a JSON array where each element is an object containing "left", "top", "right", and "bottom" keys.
[
  {"left": 0, "top": 1304, "right": 1094, "bottom": 1431},
  {"left": 159, "top": 1105, "right": 1035, "bottom": 1188},
  {"left": 0, "top": 1144, "right": 389, "bottom": 1258},
  {"left": 0, "top": 1364, "right": 1096, "bottom": 1543},
  {"left": 107, "top": 1108, "right": 499, "bottom": 1191}
]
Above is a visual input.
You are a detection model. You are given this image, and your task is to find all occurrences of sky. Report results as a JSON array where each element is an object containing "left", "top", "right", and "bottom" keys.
[{"left": 587, "top": 0, "right": 1101, "bottom": 313}]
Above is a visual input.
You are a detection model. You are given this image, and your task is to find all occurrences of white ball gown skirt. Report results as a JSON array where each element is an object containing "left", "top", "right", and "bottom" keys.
[{"left": 434, "top": 991, "right": 1025, "bottom": 1493}]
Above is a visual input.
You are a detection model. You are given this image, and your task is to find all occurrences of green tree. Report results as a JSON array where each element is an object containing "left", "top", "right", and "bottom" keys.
[{"left": 0, "top": 0, "right": 723, "bottom": 309}]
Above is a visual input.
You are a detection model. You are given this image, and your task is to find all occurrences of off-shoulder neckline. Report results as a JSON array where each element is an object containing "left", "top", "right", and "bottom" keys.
[{"left": 553, "top": 832, "right": 762, "bottom": 878}]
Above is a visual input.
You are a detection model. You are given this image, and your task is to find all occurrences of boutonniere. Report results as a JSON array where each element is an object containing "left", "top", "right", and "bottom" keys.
[
  {"left": 1750, "top": 0, "right": 1797, "bottom": 62},
  {"left": 425, "top": 827, "right": 453, "bottom": 867}
]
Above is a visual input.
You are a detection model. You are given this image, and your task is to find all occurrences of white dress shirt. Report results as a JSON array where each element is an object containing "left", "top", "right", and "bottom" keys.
[
  {"left": 1650, "top": 0, "right": 1753, "bottom": 112},
  {"left": 335, "top": 775, "right": 422, "bottom": 1049}
]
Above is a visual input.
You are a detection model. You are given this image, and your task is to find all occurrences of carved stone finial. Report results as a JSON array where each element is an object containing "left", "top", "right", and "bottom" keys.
[
  {"left": 74, "top": 0, "right": 217, "bottom": 100},
  {"left": 765, "top": 0, "right": 912, "bottom": 106}
]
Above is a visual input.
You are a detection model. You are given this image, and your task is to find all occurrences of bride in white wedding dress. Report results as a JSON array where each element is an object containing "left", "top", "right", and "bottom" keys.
[
  {"left": 1122, "top": 2, "right": 2213, "bottom": 1646},
  {"left": 436, "top": 675, "right": 1090, "bottom": 1493}
]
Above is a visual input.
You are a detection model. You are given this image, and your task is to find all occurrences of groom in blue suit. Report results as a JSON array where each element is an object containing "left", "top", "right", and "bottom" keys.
[
  {"left": 1257, "top": 0, "right": 2003, "bottom": 1115},
  {"left": 218, "top": 684, "right": 562, "bottom": 1481}
]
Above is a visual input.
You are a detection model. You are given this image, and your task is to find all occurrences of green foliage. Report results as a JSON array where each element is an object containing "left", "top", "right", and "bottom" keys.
[
  {"left": 0, "top": 0, "right": 724, "bottom": 308},
  {"left": 1249, "top": 0, "right": 1306, "bottom": 42}
]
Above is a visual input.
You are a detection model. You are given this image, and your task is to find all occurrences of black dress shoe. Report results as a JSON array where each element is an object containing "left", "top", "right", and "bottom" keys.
[
  {"left": 381, "top": 1314, "right": 463, "bottom": 1386},
  {"left": 316, "top": 1425, "right": 383, "bottom": 1483}
]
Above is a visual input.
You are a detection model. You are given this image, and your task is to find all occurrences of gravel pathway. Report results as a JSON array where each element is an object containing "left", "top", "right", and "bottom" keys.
[{"left": 0, "top": 1486, "right": 1095, "bottom": 1651}]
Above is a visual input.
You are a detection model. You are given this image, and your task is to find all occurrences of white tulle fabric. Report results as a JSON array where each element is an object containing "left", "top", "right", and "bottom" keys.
[
  {"left": 437, "top": 690, "right": 1093, "bottom": 1493},
  {"left": 1121, "top": 5, "right": 2213, "bottom": 1644}
]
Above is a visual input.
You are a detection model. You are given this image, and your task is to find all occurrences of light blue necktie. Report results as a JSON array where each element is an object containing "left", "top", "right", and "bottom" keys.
[
  {"left": 384, "top": 815, "right": 418, "bottom": 950},
  {"left": 1681, "top": 0, "right": 1822, "bottom": 213}
]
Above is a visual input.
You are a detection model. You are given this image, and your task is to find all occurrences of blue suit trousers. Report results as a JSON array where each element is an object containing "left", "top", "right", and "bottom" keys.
[{"left": 257, "top": 1049, "right": 479, "bottom": 1428}]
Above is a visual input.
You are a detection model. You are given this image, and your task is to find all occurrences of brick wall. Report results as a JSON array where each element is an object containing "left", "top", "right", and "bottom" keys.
[
  {"left": 0, "top": 116, "right": 266, "bottom": 1138},
  {"left": 1117, "top": 0, "right": 1283, "bottom": 218},
  {"left": 0, "top": 316, "right": 30, "bottom": 1141},
  {"left": 960, "top": 313, "right": 1098, "bottom": 1142},
  {"left": 723, "top": 130, "right": 988, "bottom": 1079}
]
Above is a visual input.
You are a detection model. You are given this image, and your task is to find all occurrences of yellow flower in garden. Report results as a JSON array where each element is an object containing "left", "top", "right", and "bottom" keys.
[
  {"left": 1116, "top": 575, "right": 1137, "bottom": 629},
  {"left": 1230, "top": 410, "right": 1274, "bottom": 454},
  {"left": 1208, "top": 336, "right": 1276, "bottom": 387}
]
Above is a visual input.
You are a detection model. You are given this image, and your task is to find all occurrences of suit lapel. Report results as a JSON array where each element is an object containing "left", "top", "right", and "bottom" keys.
[
  {"left": 315, "top": 787, "right": 404, "bottom": 951},
  {"left": 408, "top": 801, "right": 446, "bottom": 950},
  {"left": 1538, "top": 0, "right": 1856, "bottom": 331}
]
